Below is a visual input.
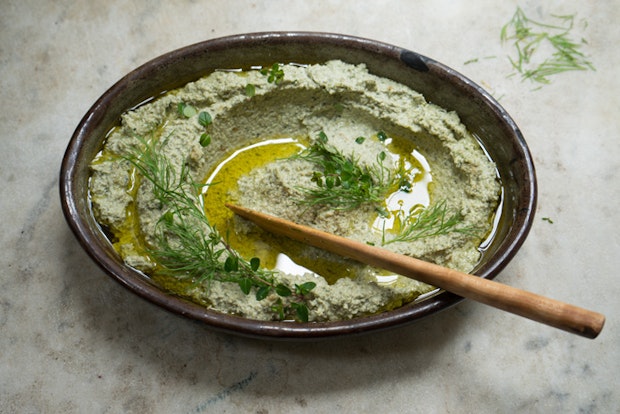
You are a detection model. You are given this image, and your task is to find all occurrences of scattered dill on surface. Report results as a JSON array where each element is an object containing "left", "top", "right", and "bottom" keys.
[
  {"left": 501, "top": 7, "right": 595, "bottom": 84},
  {"left": 124, "top": 135, "right": 315, "bottom": 322}
]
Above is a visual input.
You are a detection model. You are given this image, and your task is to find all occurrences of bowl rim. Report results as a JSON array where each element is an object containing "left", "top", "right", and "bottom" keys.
[{"left": 60, "top": 31, "right": 537, "bottom": 340}]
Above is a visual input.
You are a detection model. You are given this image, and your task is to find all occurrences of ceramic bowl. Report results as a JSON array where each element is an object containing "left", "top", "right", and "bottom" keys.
[{"left": 60, "top": 32, "right": 536, "bottom": 339}]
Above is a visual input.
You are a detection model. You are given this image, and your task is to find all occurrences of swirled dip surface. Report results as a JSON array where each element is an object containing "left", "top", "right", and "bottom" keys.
[{"left": 89, "top": 60, "right": 501, "bottom": 321}]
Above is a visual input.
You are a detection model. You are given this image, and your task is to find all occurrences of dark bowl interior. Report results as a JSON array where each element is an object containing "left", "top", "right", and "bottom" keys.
[{"left": 60, "top": 32, "right": 536, "bottom": 339}]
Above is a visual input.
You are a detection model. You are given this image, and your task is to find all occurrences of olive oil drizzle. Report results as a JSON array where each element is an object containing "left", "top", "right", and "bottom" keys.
[
  {"left": 198, "top": 137, "right": 365, "bottom": 285},
  {"left": 201, "top": 137, "right": 308, "bottom": 270},
  {"left": 200, "top": 132, "right": 441, "bottom": 285}
]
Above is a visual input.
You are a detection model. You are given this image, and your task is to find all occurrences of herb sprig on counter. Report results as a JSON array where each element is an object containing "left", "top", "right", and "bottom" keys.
[
  {"left": 124, "top": 135, "right": 315, "bottom": 322},
  {"left": 291, "top": 131, "right": 406, "bottom": 211},
  {"left": 501, "top": 7, "right": 595, "bottom": 84}
]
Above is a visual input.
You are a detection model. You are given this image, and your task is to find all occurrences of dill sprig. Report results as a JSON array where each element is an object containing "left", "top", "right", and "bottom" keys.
[
  {"left": 292, "top": 131, "right": 402, "bottom": 210},
  {"left": 293, "top": 133, "right": 479, "bottom": 246},
  {"left": 124, "top": 135, "right": 315, "bottom": 322},
  {"left": 501, "top": 7, "right": 595, "bottom": 84},
  {"left": 382, "top": 201, "right": 478, "bottom": 245}
]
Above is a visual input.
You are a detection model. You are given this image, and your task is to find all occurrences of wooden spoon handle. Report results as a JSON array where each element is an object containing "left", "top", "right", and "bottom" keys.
[{"left": 226, "top": 203, "right": 605, "bottom": 339}]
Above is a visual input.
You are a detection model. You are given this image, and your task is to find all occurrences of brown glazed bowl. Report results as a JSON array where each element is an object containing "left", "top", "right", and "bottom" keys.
[{"left": 60, "top": 32, "right": 536, "bottom": 339}]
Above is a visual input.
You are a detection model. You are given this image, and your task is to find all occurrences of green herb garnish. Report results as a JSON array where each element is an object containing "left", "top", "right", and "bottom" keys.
[
  {"left": 124, "top": 136, "right": 315, "bottom": 321},
  {"left": 198, "top": 111, "right": 212, "bottom": 127},
  {"left": 270, "top": 282, "right": 316, "bottom": 321},
  {"left": 260, "top": 63, "right": 285, "bottom": 84},
  {"left": 177, "top": 102, "right": 197, "bottom": 118},
  {"left": 382, "top": 201, "right": 478, "bottom": 245},
  {"left": 294, "top": 132, "right": 478, "bottom": 245},
  {"left": 199, "top": 133, "right": 211, "bottom": 147},
  {"left": 377, "top": 131, "right": 388, "bottom": 142},
  {"left": 292, "top": 131, "right": 401, "bottom": 210},
  {"left": 245, "top": 83, "right": 256, "bottom": 97},
  {"left": 197, "top": 111, "right": 213, "bottom": 146},
  {"left": 501, "top": 7, "right": 595, "bottom": 84}
]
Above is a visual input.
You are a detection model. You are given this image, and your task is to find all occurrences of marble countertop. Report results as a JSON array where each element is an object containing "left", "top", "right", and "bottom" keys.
[{"left": 2, "top": 1, "right": 618, "bottom": 412}]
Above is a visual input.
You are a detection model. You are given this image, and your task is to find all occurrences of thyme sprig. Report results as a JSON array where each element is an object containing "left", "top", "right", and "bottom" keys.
[
  {"left": 292, "top": 131, "right": 404, "bottom": 211},
  {"left": 501, "top": 7, "right": 595, "bottom": 84},
  {"left": 260, "top": 63, "right": 285, "bottom": 84},
  {"left": 244, "top": 63, "right": 283, "bottom": 98},
  {"left": 382, "top": 201, "right": 478, "bottom": 245},
  {"left": 124, "top": 135, "right": 315, "bottom": 321}
]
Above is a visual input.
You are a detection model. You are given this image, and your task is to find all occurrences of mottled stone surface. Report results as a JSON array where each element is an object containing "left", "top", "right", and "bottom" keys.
[{"left": 1, "top": 1, "right": 618, "bottom": 412}]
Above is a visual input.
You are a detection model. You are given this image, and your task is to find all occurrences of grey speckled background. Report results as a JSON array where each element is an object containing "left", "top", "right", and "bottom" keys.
[{"left": 1, "top": 1, "right": 618, "bottom": 413}]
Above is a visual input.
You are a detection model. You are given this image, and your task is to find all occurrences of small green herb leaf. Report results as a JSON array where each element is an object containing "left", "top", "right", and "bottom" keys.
[
  {"left": 296, "top": 281, "right": 316, "bottom": 296},
  {"left": 325, "top": 175, "right": 335, "bottom": 189},
  {"left": 311, "top": 172, "right": 323, "bottom": 187},
  {"left": 245, "top": 83, "right": 256, "bottom": 97},
  {"left": 355, "top": 136, "right": 366, "bottom": 144},
  {"left": 224, "top": 255, "right": 239, "bottom": 272},
  {"left": 238, "top": 278, "right": 252, "bottom": 295},
  {"left": 275, "top": 284, "right": 292, "bottom": 297},
  {"left": 160, "top": 211, "right": 174, "bottom": 225},
  {"left": 178, "top": 103, "right": 197, "bottom": 118},
  {"left": 198, "top": 111, "right": 212, "bottom": 127},
  {"left": 271, "top": 299, "right": 285, "bottom": 320},
  {"left": 177, "top": 102, "right": 186, "bottom": 116},
  {"left": 318, "top": 131, "right": 328, "bottom": 143},
  {"left": 199, "top": 133, "right": 211, "bottom": 147},
  {"left": 292, "top": 303, "right": 309, "bottom": 322},
  {"left": 255, "top": 285, "right": 270, "bottom": 301},
  {"left": 250, "top": 257, "right": 261, "bottom": 271}
]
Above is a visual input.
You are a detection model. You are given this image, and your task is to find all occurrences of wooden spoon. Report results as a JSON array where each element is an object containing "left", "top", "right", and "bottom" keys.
[{"left": 226, "top": 203, "right": 605, "bottom": 339}]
